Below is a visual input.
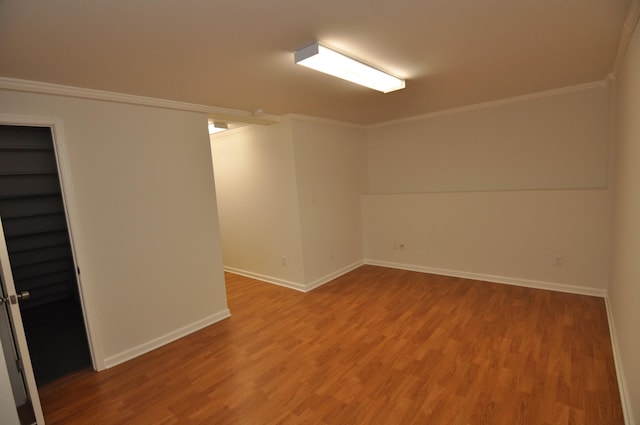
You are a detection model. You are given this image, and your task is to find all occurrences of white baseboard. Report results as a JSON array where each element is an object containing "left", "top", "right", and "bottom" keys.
[
  {"left": 303, "top": 261, "right": 364, "bottom": 292},
  {"left": 605, "top": 296, "right": 634, "bottom": 425},
  {"left": 103, "top": 309, "right": 231, "bottom": 369},
  {"left": 227, "top": 260, "right": 607, "bottom": 297},
  {"left": 225, "top": 261, "right": 364, "bottom": 293},
  {"left": 223, "top": 267, "right": 307, "bottom": 292},
  {"left": 364, "top": 259, "right": 608, "bottom": 298}
]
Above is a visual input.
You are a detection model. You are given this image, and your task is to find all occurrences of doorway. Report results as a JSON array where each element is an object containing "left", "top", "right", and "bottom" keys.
[{"left": 0, "top": 125, "right": 92, "bottom": 387}]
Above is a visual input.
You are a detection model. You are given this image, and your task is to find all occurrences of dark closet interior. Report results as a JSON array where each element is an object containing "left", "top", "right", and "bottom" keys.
[{"left": 0, "top": 125, "right": 91, "bottom": 386}]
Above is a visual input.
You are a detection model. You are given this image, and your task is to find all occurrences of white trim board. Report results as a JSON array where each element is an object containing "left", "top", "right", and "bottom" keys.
[
  {"left": 369, "top": 80, "right": 608, "bottom": 129},
  {"left": 224, "top": 267, "right": 307, "bottom": 292},
  {"left": 103, "top": 309, "right": 231, "bottom": 369},
  {"left": 611, "top": 0, "right": 640, "bottom": 78},
  {"left": 605, "top": 296, "right": 635, "bottom": 425},
  {"left": 364, "top": 259, "right": 607, "bottom": 298},
  {"left": 286, "top": 113, "right": 366, "bottom": 129},
  {"left": 226, "top": 260, "right": 606, "bottom": 297},
  {"left": 224, "top": 260, "right": 363, "bottom": 293},
  {"left": 0, "top": 77, "right": 280, "bottom": 125},
  {"left": 303, "top": 261, "right": 364, "bottom": 292}
]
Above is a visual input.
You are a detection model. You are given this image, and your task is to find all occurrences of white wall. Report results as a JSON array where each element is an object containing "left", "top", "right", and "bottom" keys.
[
  {"left": 363, "top": 190, "right": 610, "bottom": 294},
  {"left": 0, "top": 90, "right": 229, "bottom": 368},
  {"left": 363, "top": 84, "right": 612, "bottom": 294},
  {"left": 609, "top": 17, "right": 640, "bottom": 425},
  {"left": 210, "top": 119, "right": 306, "bottom": 288},
  {"left": 211, "top": 116, "right": 367, "bottom": 290},
  {"left": 367, "top": 84, "right": 610, "bottom": 193},
  {"left": 291, "top": 117, "right": 367, "bottom": 288}
]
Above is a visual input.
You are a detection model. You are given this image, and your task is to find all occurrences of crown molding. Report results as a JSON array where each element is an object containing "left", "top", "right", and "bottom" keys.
[
  {"left": 285, "top": 113, "right": 366, "bottom": 129},
  {"left": 368, "top": 80, "right": 608, "bottom": 129},
  {"left": 612, "top": 0, "right": 640, "bottom": 78},
  {"left": 0, "top": 77, "right": 281, "bottom": 125}
]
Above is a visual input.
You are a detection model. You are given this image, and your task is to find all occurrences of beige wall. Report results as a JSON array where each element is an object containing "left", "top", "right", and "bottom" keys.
[
  {"left": 211, "top": 116, "right": 366, "bottom": 290},
  {"left": 213, "top": 86, "right": 612, "bottom": 295},
  {"left": 291, "top": 117, "right": 367, "bottom": 287},
  {"left": 363, "top": 84, "right": 612, "bottom": 294},
  {"left": 210, "top": 119, "right": 306, "bottom": 288},
  {"left": 610, "top": 17, "right": 640, "bottom": 424},
  {"left": 0, "top": 90, "right": 228, "bottom": 368},
  {"left": 363, "top": 190, "right": 610, "bottom": 294},
  {"left": 367, "top": 84, "right": 610, "bottom": 193}
]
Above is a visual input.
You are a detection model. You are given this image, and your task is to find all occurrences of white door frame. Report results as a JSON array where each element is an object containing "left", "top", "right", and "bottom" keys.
[
  {"left": 0, "top": 113, "right": 103, "bottom": 372},
  {"left": 0, "top": 322, "right": 21, "bottom": 425},
  {"left": 0, "top": 297, "right": 27, "bottom": 405}
]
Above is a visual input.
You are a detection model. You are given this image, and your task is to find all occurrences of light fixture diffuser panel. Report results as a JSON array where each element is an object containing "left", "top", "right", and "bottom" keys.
[{"left": 294, "top": 42, "right": 405, "bottom": 93}]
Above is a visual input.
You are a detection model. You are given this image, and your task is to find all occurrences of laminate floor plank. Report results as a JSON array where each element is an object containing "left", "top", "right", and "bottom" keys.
[{"left": 39, "top": 266, "right": 624, "bottom": 424}]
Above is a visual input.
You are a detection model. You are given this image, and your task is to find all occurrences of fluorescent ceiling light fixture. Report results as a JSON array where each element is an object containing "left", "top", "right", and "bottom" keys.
[
  {"left": 208, "top": 122, "right": 229, "bottom": 134},
  {"left": 294, "top": 42, "right": 405, "bottom": 93}
]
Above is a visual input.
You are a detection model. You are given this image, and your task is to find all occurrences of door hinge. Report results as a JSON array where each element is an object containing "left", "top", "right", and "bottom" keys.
[{"left": 16, "top": 358, "right": 23, "bottom": 372}]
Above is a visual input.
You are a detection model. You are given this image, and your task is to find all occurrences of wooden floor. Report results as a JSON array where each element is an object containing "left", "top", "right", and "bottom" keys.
[{"left": 39, "top": 266, "right": 624, "bottom": 424}]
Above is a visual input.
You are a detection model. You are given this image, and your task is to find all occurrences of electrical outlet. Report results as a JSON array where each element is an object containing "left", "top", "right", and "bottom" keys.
[
  {"left": 399, "top": 243, "right": 405, "bottom": 251},
  {"left": 554, "top": 256, "right": 563, "bottom": 267},
  {"left": 280, "top": 256, "right": 286, "bottom": 266}
]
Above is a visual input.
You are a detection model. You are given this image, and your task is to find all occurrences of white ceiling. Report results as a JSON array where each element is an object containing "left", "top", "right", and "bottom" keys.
[{"left": 0, "top": 0, "right": 632, "bottom": 125}]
